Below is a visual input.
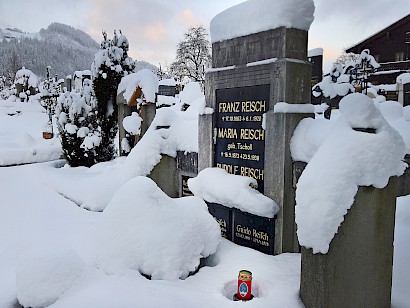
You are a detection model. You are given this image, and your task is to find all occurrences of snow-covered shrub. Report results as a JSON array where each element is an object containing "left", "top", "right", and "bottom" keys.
[
  {"left": 56, "top": 79, "right": 101, "bottom": 167},
  {"left": 91, "top": 30, "right": 136, "bottom": 162},
  {"left": 15, "top": 247, "right": 85, "bottom": 308},
  {"left": 94, "top": 176, "right": 221, "bottom": 280}
]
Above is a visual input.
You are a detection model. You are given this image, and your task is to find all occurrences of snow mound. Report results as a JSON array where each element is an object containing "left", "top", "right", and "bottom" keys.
[
  {"left": 93, "top": 176, "right": 221, "bottom": 280},
  {"left": 123, "top": 112, "right": 142, "bottom": 135},
  {"left": 15, "top": 247, "right": 85, "bottom": 308},
  {"left": 274, "top": 102, "right": 314, "bottom": 113},
  {"left": 378, "top": 100, "right": 404, "bottom": 122},
  {"left": 210, "top": 0, "right": 315, "bottom": 43},
  {"left": 291, "top": 117, "right": 335, "bottom": 162},
  {"left": 312, "top": 75, "right": 354, "bottom": 99},
  {"left": 295, "top": 93, "right": 406, "bottom": 254},
  {"left": 179, "top": 82, "right": 202, "bottom": 105},
  {"left": 188, "top": 167, "right": 279, "bottom": 218}
]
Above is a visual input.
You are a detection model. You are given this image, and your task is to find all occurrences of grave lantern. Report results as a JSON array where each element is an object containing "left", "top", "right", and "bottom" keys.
[{"left": 234, "top": 270, "right": 253, "bottom": 301}]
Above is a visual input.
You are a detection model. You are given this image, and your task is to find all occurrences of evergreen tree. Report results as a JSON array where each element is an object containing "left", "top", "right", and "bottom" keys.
[
  {"left": 55, "top": 79, "right": 101, "bottom": 167},
  {"left": 91, "top": 30, "right": 136, "bottom": 162},
  {"left": 170, "top": 25, "right": 211, "bottom": 84}
]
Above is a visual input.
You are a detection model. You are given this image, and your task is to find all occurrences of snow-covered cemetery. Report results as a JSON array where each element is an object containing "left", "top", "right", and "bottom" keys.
[{"left": 1, "top": 0, "right": 410, "bottom": 307}]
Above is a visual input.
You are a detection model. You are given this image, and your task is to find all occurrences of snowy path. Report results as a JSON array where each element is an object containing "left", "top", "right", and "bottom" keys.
[{"left": 0, "top": 161, "right": 409, "bottom": 307}]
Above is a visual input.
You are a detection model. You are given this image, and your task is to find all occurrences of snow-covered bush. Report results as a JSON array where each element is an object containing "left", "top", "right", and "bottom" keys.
[
  {"left": 91, "top": 30, "right": 136, "bottom": 162},
  {"left": 56, "top": 79, "right": 101, "bottom": 167},
  {"left": 312, "top": 49, "right": 380, "bottom": 118},
  {"left": 94, "top": 176, "right": 221, "bottom": 280},
  {"left": 15, "top": 247, "right": 86, "bottom": 308}
]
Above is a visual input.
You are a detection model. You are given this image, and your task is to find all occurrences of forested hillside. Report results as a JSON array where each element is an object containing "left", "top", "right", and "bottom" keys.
[{"left": 0, "top": 22, "right": 99, "bottom": 80}]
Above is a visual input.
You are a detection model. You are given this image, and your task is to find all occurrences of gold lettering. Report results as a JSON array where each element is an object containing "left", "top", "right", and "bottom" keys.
[
  {"left": 236, "top": 224, "right": 251, "bottom": 235},
  {"left": 252, "top": 229, "right": 269, "bottom": 241},
  {"left": 218, "top": 128, "right": 238, "bottom": 139},
  {"left": 217, "top": 218, "right": 227, "bottom": 228},
  {"left": 240, "top": 128, "right": 265, "bottom": 140},
  {"left": 236, "top": 142, "right": 253, "bottom": 151},
  {"left": 240, "top": 166, "right": 264, "bottom": 181},
  {"left": 217, "top": 163, "right": 239, "bottom": 175},
  {"left": 219, "top": 101, "right": 240, "bottom": 113},
  {"left": 241, "top": 100, "right": 266, "bottom": 113},
  {"left": 227, "top": 142, "right": 236, "bottom": 151}
]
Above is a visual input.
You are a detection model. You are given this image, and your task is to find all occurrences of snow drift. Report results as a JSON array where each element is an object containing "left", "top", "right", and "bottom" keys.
[{"left": 93, "top": 176, "right": 221, "bottom": 280}]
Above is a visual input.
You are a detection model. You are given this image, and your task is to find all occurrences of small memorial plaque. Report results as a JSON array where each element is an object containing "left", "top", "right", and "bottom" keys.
[
  {"left": 385, "top": 91, "right": 398, "bottom": 102},
  {"left": 158, "top": 85, "right": 176, "bottom": 97},
  {"left": 233, "top": 209, "right": 275, "bottom": 255},
  {"left": 207, "top": 202, "right": 232, "bottom": 240},
  {"left": 214, "top": 85, "right": 269, "bottom": 193},
  {"left": 181, "top": 175, "right": 194, "bottom": 197}
]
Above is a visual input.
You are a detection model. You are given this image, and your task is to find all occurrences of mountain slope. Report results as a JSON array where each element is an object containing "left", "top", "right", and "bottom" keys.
[{"left": 0, "top": 22, "right": 99, "bottom": 80}]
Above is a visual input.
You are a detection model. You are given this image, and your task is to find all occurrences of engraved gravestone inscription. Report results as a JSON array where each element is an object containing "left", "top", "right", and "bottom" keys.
[{"left": 214, "top": 85, "right": 270, "bottom": 193}]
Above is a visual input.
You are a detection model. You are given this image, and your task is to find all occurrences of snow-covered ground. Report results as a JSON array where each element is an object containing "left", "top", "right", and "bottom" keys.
[
  {"left": 0, "top": 98, "right": 61, "bottom": 166},
  {"left": 0, "top": 160, "right": 409, "bottom": 307},
  {"left": 0, "top": 96, "right": 409, "bottom": 307}
]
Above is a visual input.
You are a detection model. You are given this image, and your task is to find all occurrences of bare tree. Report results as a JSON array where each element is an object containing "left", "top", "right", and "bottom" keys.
[
  {"left": 170, "top": 25, "right": 211, "bottom": 84},
  {"left": 334, "top": 52, "right": 360, "bottom": 68},
  {"left": 7, "top": 51, "right": 22, "bottom": 81}
]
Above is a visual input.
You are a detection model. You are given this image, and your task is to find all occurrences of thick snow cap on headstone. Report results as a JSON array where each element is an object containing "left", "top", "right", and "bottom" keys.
[
  {"left": 210, "top": 0, "right": 315, "bottom": 43},
  {"left": 295, "top": 93, "right": 407, "bottom": 254},
  {"left": 397, "top": 73, "right": 410, "bottom": 84},
  {"left": 308, "top": 48, "right": 323, "bottom": 58},
  {"left": 118, "top": 69, "right": 159, "bottom": 103},
  {"left": 14, "top": 67, "right": 39, "bottom": 88},
  {"left": 188, "top": 168, "right": 279, "bottom": 218}
]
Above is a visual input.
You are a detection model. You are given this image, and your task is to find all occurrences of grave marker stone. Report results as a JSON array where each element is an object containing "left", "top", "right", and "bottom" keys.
[
  {"left": 300, "top": 178, "right": 398, "bottom": 308},
  {"left": 200, "top": 26, "right": 313, "bottom": 254}
]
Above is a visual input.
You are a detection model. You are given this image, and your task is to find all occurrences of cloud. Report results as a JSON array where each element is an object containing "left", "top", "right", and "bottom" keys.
[
  {"left": 179, "top": 9, "right": 200, "bottom": 28},
  {"left": 142, "top": 23, "right": 166, "bottom": 42}
]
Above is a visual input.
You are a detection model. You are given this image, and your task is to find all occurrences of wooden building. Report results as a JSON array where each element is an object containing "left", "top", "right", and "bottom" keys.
[{"left": 346, "top": 13, "right": 410, "bottom": 85}]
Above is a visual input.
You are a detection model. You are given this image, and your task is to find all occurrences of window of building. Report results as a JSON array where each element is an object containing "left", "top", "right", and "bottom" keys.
[{"left": 395, "top": 52, "right": 405, "bottom": 62}]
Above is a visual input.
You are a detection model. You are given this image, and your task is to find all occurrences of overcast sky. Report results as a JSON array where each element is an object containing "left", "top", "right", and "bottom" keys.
[{"left": 0, "top": 0, "right": 409, "bottom": 73}]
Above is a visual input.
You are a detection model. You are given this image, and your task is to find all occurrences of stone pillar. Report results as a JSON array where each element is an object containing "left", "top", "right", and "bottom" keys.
[
  {"left": 148, "top": 154, "right": 179, "bottom": 198},
  {"left": 264, "top": 112, "right": 313, "bottom": 254},
  {"left": 300, "top": 178, "right": 398, "bottom": 308},
  {"left": 116, "top": 94, "right": 132, "bottom": 156},
  {"left": 397, "top": 154, "right": 410, "bottom": 197},
  {"left": 140, "top": 103, "right": 156, "bottom": 138}
]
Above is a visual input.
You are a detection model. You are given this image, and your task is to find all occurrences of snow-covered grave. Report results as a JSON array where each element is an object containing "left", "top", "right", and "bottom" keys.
[
  {"left": 0, "top": 96, "right": 61, "bottom": 166},
  {"left": 0, "top": 0, "right": 410, "bottom": 307},
  {"left": 202, "top": 0, "right": 316, "bottom": 255},
  {"left": 295, "top": 93, "right": 407, "bottom": 307}
]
